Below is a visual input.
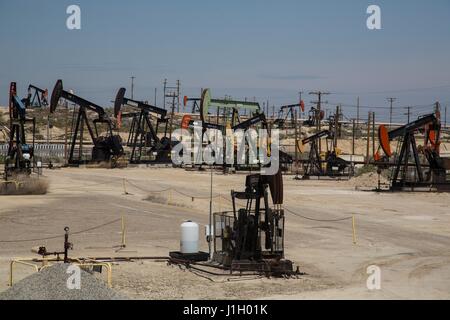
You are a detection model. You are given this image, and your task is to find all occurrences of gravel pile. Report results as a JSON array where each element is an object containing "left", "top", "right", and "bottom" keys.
[{"left": 0, "top": 263, "right": 127, "bottom": 300}]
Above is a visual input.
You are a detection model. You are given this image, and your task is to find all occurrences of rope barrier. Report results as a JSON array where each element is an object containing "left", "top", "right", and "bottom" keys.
[
  {"left": 125, "top": 179, "right": 173, "bottom": 194},
  {"left": 284, "top": 208, "right": 353, "bottom": 222},
  {"left": 0, "top": 218, "right": 122, "bottom": 243}
]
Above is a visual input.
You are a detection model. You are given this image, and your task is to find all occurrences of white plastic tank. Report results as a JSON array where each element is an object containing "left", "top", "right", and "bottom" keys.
[{"left": 180, "top": 221, "right": 199, "bottom": 254}]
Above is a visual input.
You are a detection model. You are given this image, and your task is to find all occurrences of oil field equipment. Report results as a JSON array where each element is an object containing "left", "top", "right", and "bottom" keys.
[
  {"left": 377, "top": 113, "right": 450, "bottom": 191},
  {"left": 3, "top": 82, "right": 36, "bottom": 180},
  {"left": 273, "top": 100, "right": 305, "bottom": 129},
  {"left": 180, "top": 89, "right": 292, "bottom": 170},
  {"left": 198, "top": 88, "right": 261, "bottom": 128},
  {"left": 23, "top": 84, "right": 49, "bottom": 108},
  {"left": 183, "top": 96, "right": 201, "bottom": 114},
  {"left": 212, "top": 170, "right": 296, "bottom": 275},
  {"left": 300, "top": 130, "right": 351, "bottom": 179},
  {"left": 114, "top": 88, "right": 173, "bottom": 164},
  {"left": 50, "top": 79, "right": 124, "bottom": 166},
  {"left": 304, "top": 106, "right": 325, "bottom": 127}
]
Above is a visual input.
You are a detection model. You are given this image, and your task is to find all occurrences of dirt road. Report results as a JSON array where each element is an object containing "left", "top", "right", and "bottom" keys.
[{"left": 1, "top": 167, "right": 449, "bottom": 299}]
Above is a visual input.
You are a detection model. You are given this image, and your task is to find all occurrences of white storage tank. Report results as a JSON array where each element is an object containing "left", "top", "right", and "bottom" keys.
[{"left": 180, "top": 221, "right": 199, "bottom": 254}]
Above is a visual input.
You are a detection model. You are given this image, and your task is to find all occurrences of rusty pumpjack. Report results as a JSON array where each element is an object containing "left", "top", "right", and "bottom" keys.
[
  {"left": 114, "top": 88, "right": 172, "bottom": 164},
  {"left": 50, "top": 80, "right": 124, "bottom": 166},
  {"left": 4, "top": 82, "right": 36, "bottom": 180},
  {"left": 377, "top": 113, "right": 450, "bottom": 191},
  {"left": 213, "top": 170, "right": 295, "bottom": 275}
]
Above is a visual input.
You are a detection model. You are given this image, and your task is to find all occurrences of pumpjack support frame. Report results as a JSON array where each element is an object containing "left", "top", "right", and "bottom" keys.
[{"left": 4, "top": 82, "right": 36, "bottom": 180}]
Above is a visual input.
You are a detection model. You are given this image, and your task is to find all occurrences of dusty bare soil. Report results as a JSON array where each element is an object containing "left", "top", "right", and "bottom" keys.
[{"left": 1, "top": 167, "right": 450, "bottom": 300}]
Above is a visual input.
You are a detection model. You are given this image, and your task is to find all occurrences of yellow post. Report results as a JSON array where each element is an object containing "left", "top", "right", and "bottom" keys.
[
  {"left": 123, "top": 178, "right": 128, "bottom": 195},
  {"left": 121, "top": 216, "right": 126, "bottom": 248},
  {"left": 352, "top": 215, "right": 357, "bottom": 245}
]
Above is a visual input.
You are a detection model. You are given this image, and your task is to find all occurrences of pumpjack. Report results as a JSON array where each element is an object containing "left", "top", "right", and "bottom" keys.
[
  {"left": 4, "top": 82, "right": 36, "bottom": 179},
  {"left": 114, "top": 88, "right": 173, "bottom": 164},
  {"left": 184, "top": 89, "right": 261, "bottom": 130},
  {"left": 377, "top": 112, "right": 450, "bottom": 191},
  {"left": 300, "top": 130, "right": 350, "bottom": 178},
  {"left": 304, "top": 106, "right": 325, "bottom": 127},
  {"left": 22, "top": 85, "right": 49, "bottom": 108},
  {"left": 273, "top": 100, "right": 305, "bottom": 129},
  {"left": 180, "top": 89, "right": 292, "bottom": 170},
  {"left": 213, "top": 170, "right": 296, "bottom": 276},
  {"left": 183, "top": 96, "right": 201, "bottom": 114},
  {"left": 50, "top": 80, "right": 124, "bottom": 166}
]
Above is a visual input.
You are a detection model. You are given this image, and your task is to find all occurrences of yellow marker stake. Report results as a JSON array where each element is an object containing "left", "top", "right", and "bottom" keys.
[
  {"left": 123, "top": 178, "right": 128, "bottom": 195},
  {"left": 121, "top": 216, "right": 126, "bottom": 248},
  {"left": 352, "top": 215, "right": 357, "bottom": 245}
]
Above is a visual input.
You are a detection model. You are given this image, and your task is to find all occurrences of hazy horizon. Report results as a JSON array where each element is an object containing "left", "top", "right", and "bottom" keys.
[{"left": 1, "top": 0, "right": 449, "bottom": 123}]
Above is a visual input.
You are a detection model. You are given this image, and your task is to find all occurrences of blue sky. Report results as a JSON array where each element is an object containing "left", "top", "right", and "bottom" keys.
[{"left": 1, "top": 0, "right": 449, "bottom": 122}]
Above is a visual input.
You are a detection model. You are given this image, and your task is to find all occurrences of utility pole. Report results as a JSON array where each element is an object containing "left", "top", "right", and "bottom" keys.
[
  {"left": 334, "top": 105, "right": 339, "bottom": 148},
  {"left": 352, "top": 119, "right": 356, "bottom": 155},
  {"left": 366, "top": 112, "right": 371, "bottom": 165},
  {"left": 372, "top": 112, "right": 376, "bottom": 158},
  {"left": 435, "top": 101, "right": 441, "bottom": 114},
  {"left": 387, "top": 97, "right": 397, "bottom": 128},
  {"left": 163, "top": 79, "right": 167, "bottom": 110},
  {"left": 154, "top": 88, "right": 157, "bottom": 106},
  {"left": 445, "top": 105, "right": 448, "bottom": 128},
  {"left": 177, "top": 80, "right": 181, "bottom": 113},
  {"left": 310, "top": 91, "right": 330, "bottom": 152},
  {"left": 294, "top": 110, "right": 299, "bottom": 178},
  {"left": 129, "top": 76, "right": 136, "bottom": 100},
  {"left": 404, "top": 106, "right": 412, "bottom": 123},
  {"left": 356, "top": 96, "right": 360, "bottom": 132}
]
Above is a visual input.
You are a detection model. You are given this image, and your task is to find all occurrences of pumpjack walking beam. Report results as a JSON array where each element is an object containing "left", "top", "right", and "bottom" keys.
[
  {"left": 114, "top": 88, "right": 172, "bottom": 163},
  {"left": 50, "top": 80, "right": 123, "bottom": 165},
  {"left": 199, "top": 89, "right": 260, "bottom": 126}
]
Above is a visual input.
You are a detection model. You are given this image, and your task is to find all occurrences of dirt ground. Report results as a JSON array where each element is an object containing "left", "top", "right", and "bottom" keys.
[{"left": 1, "top": 167, "right": 450, "bottom": 300}]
